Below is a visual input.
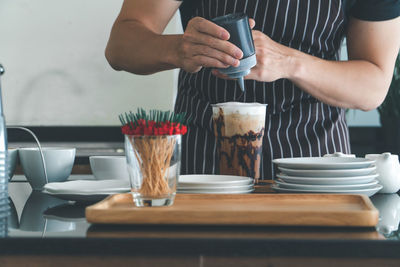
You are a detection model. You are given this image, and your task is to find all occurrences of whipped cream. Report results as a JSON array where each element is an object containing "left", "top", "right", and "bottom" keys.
[{"left": 212, "top": 102, "right": 267, "bottom": 116}]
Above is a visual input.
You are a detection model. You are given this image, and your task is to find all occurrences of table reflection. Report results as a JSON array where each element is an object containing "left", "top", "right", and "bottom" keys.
[
  {"left": 43, "top": 202, "right": 87, "bottom": 222},
  {"left": 19, "top": 191, "right": 75, "bottom": 234},
  {"left": 371, "top": 193, "right": 400, "bottom": 237},
  {"left": 8, "top": 197, "right": 18, "bottom": 230}
]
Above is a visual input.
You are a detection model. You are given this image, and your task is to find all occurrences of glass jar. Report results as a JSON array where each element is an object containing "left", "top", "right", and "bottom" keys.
[{"left": 125, "top": 134, "right": 181, "bottom": 207}]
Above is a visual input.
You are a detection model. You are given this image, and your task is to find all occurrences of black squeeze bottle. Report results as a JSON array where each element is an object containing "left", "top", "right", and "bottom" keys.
[{"left": 212, "top": 13, "right": 257, "bottom": 92}]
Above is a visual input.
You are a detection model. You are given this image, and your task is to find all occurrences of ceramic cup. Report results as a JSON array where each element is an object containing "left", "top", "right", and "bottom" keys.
[
  {"left": 8, "top": 148, "right": 18, "bottom": 181},
  {"left": 89, "top": 156, "right": 129, "bottom": 180},
  {"left": 19, "top": 147, "right": 76, "bottom": 190}
]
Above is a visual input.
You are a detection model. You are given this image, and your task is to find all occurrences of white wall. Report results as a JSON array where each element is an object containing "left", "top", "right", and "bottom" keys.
[{"left": 0, "top": 0, "right": 183, "bottom": 126}]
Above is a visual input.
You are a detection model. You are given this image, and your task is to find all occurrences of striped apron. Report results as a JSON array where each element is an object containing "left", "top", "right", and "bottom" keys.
[{"left": 174, "top": 0, "right": 351, "bottom": 179}]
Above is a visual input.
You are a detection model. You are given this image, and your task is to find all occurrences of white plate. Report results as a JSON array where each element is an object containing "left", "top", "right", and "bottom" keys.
[
  {"left": 178, "top": 188, "right": 254, "bottom": 194},
  {"left": 278, "top": 166, "right": 376, "bottom": 177},
  {"left": 271, "top": 184, "right": 383, "bottom": 197},
  {"left": 178, "top": 175, "right": 253, "bottom": 187},
  {"left": 272, "top": 157, "right": 374, "bottom": 170},
  {"left": 178, "top": 184, "right": 254, "bottom": 191},
  {"left": 178, "top": 183, "right": 254, "bottom": 190},
  {"left": 276, "top": 173, "right": 379, "bottom": 185},
  {"left": 44, "top": 180, "right": 130, "bottom": 194},
  {"left": 274, "top": 179, "right": 379, "bottom": 190},
  {"left": 42, "top": 189, "right": 118, "bottom": 202}
]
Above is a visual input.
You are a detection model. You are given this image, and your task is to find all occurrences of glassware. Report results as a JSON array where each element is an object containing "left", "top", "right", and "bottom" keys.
[
  {"left": 0, "top": 64, "right": 9, "bottom": 236},
  {"left": 125, "top": 134, "right": 181, "bottom": 207},
  {"left": 212, "top": 102, "right": 266, "bottom": 183}
]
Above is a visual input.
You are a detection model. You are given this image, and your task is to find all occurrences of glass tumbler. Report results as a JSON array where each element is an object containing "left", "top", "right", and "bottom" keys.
[{"left": 125, "top": 134, "right": 181, "bottom": 207}]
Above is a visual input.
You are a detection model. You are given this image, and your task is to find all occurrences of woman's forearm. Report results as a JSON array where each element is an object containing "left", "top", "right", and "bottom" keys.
[
  {"left": 242, "top": 18, "right": 399, "bottom": 111},
  {"left": 288, "top": 51, "right": 391, "bottom": 111},
  {"left": 281, "top": 17, "right": 400, "bottom": 111},
  {"left": 105, "top": 20, "right": 182, "bottom": 75},
  {"left": 105, "top": 17, "right": 242, "bottom": 76}
]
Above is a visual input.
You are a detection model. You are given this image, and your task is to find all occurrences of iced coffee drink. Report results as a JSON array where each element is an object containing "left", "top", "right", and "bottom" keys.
[{"left": 212, "top": 102, "right": 266, "bottom": 182}]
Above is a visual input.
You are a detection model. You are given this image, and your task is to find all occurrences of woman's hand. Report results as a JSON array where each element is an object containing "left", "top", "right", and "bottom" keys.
[
  {"left": 178, "top": 17, "right": 244, "bottom": 73},
  {"left": 212, "top": 30, "right": 294, "bottom": 82},
  {"left": 245, "top": 30, "right": 294, "bottom": 81}
]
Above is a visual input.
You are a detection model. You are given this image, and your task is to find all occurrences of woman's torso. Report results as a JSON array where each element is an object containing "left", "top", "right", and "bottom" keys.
[
  {"left": 175, "top": 0, "right": 350, "bottom": 178},
  {"left": 178, "top": 0, "right": 346, "bottom": 111}
]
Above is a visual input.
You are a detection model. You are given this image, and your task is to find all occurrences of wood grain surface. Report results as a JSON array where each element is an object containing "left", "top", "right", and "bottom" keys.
[{"left": 86, "top": 193, "right": 379, "bottom": 227}]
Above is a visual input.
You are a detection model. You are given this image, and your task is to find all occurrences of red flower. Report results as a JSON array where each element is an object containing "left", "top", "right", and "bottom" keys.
[
  {"left": 181, "top": 125, "right": 187, "bottom": 135},
  {"left": 121, "top": 117, "right": 188, "bottom": 136}
]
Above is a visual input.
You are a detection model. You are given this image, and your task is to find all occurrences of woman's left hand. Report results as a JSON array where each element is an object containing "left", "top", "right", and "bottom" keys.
[{"left": 212, "top": 30, "right": 294, "bottom": 82}]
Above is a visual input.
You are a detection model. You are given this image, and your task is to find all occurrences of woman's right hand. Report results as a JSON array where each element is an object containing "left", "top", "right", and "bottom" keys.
[{"left": 178, "top": 17, "right": 244, "bottom": 73}]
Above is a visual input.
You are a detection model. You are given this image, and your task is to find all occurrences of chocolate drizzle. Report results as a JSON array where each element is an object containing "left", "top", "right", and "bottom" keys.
[{"left": 213, "top": 111, "right": 264, "bottom": 179}]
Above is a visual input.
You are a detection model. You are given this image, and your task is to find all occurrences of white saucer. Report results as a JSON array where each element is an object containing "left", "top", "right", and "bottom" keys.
[
  {"left": 278, "top": 166, "right": 376, "bottom": 177},
  {"left": 43, "top": 180, "right": 130, "bottom": 202},
  {"left": 178, "top": 175, "right": 253, "bottom": 187},
  {"left": 274, "top": 179, "right": 379, "bottom": 190},
  {"left": 276, "top": 173, "right": 379, "bottom": 185},
  {"left": 42, "top": 189, "right": 117, "bottom": 202},
  {"left": 272, "top": 157, "right": 375, "bottom": 170},
  {"left": 271, "top": 183, "right": 383, "bottom": 197},
  {"left": 44, "top": 180, "right": 130, "bottom": 194}
]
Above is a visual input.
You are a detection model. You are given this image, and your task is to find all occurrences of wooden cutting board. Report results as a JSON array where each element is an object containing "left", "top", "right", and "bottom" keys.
[{"left": 85, "top": 193, "right": 379, "bottom": 227}]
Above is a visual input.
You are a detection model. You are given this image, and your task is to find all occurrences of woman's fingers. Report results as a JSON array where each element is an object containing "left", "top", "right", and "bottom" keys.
[
  {"left": 191, "top": 44, "right": 240, "bottom": 67},
  {"left": 243, "top": 68, "right": 258, "bottom": 80},
  {"left": 181, "top": 16, "right": 255, "bottom": 72},
  {"left": 249, "top": 18, "right": 256, "bottom": 29},
  {"left": 184, "top": 31, "right": 243, "bottom": 60},
  {"left": 190, "top": 17, "right": 230, "bottom": 40},
  {"left": 192, "top": 56, "right": 230, "bottom": 69},
  {"left": 211, "top": 69, "right": 235, "bottom": 80}
]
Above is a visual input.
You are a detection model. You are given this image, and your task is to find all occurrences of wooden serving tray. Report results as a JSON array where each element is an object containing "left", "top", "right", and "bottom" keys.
[{"left": 85, "top": 193, "right": 379, "bottom": 227}]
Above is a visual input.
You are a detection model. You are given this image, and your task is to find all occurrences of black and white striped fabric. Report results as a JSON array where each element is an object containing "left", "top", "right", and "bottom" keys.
[{"left": 174, "top": 0, "right": 351, "bottom": 179}]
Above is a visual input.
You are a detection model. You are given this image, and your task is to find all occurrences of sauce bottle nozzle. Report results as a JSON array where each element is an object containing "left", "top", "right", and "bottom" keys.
[{"left": 238, "top": 77, "right": 245, "bottom": 92}]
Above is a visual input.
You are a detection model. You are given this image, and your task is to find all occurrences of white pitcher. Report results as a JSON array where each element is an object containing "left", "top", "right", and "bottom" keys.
[{"left": 365, "top": 153, "right": 400, "bottom": 194}]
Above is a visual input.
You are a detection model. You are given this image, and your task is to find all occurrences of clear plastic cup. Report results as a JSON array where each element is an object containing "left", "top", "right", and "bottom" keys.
[{"left": 212, "top": 102, "right": 266, "bottom": 182}]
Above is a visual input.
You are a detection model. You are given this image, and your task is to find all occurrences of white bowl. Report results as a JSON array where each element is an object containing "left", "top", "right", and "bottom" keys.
[
  {"left": 8, "top": 149, "right": 18, "bottom": 181},
  {"left": 89, "top": 156, "right": 129, "bottom": 180},
  {"left": 19, "top": 147, "right": 76, "bottom": 190}
]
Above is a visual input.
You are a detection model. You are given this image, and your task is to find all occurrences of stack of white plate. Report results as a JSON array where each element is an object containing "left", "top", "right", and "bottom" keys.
[
  {"left": 178, "top": 175, "right": 254, "bottom": 194},
  {"left": 271, "top": 157, "right": 382, "bottom": 197}
]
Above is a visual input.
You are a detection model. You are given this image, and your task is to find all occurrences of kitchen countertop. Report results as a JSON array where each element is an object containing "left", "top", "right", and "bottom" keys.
[{"left": 2, "top": 175, "right": 400, "bottom": 266}]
